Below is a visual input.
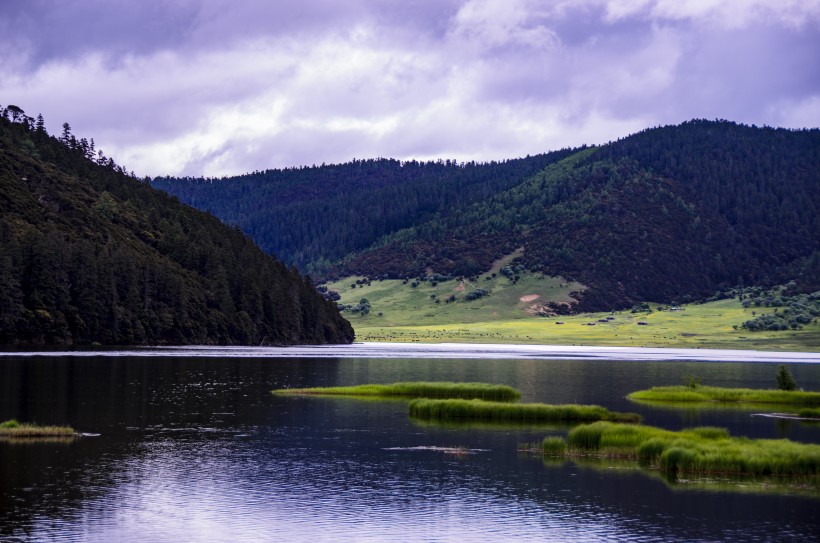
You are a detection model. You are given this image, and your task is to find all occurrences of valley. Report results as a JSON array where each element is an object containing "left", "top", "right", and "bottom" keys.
[{"left": 325, "top": 272, "right": 820, "bottom": 351}]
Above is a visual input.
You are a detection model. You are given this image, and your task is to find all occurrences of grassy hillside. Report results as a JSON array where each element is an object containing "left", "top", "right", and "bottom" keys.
[{"left": 326, "top": 273, "right": 820, "bottom": 350}]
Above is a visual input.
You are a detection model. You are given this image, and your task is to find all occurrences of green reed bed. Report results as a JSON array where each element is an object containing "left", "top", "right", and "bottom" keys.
[
  {"left": 798, "top": 408, "right": 820, "bottom": 419},
  {"left": 627, "top": 386, "right": 820, "bottom": 406},
  {"left": 0, "top": 419, "right": 75, "bottom": 437},
  {"left": 408, "top": 398, "right": 641, "bottom": 424},
  {"left": 274, "top": 382, "right": 522, "bottom": 401},
  {"left": 544, "top": 421, "right": 820, "bottom": 481}
]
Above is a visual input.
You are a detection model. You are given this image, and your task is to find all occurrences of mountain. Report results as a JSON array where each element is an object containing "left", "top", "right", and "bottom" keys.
[
  {"left": 154, "top": 120, "right": 819, "bottom": 311},
  {"left": 0, "top": 107, "right": 353, "bottom": 345},
  {"left": 151, "top": 149, "right": 580, "bottom": 272}
]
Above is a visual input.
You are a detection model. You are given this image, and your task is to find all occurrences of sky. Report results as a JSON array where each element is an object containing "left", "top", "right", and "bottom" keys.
[{"left": 1, "top": 0, "right": 819, "bottom": 178}]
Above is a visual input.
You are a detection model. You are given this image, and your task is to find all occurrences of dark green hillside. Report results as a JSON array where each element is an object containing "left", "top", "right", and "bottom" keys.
[
  {"left": 151, "top": 149, "right": 580, "bottom": 272},
  {"left": 0, "top": 106, "right": 353, "bottom": 345},
  {"left": 150, "top": 120, "right": 818, "bottom": 311},
  {"left": 339, "top": 122, "right": 819, "bottom": 309}
]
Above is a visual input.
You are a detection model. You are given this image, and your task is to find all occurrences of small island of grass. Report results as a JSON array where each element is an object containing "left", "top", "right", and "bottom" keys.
[
  {"left": 408, "top": 398, "right": 641, "bottom": 424},
  {"left": 627, "top": 385, "right": 820, "bottom": 407},
  {"left": 536, "top": 421, "right": 820, "bottom": 483},
  {"left": 0, "top": 419, "right": 75, "bottom": 437},
  {"left": 273, "top": 381, "right": 522, "bottom": 401},
  {"left": 798, "top": 408, "right": 820, "bottom": 419}
]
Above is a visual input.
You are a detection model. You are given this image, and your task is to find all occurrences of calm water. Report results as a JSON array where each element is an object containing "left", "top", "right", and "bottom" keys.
[{"left": 1, "top": 348, "right": 819, "bottom": 542}]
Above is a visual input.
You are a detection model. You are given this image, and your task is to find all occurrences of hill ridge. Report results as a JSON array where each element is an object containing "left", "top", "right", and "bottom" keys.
[{"left": 0, "top": 105, "right": 353, "bottom": 345}]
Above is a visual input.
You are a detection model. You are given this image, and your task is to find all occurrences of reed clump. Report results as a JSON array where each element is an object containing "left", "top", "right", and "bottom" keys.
[
  {"left": 408, "top": 398, "right": 641, "bottom": 424},
  {"left": 541, "top": 436, "right": 568, "bottom": 455},
  {"left": 562, "top": 421, "right": 820, "bottom": 481},
  {"left": 798, "top": 408, "right": 820, "bottom": 419},
  {"left": 0, "top": 419, "right": 75, "bottom": 437},
  {"left": 274, "top": 381, "right": 522, "bottom": 401},
  {"left": 627, "top": 385, "right": 820, "bottom": 406}
]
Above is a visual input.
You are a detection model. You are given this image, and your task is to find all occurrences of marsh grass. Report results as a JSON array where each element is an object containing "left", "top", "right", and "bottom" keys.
[
  {"left": 274, "top": 382, "right": 521, "bottom": 401},
  {"left": 563, "top": 421, "right": 820, "bottom": 481},
  {"left": 0, "top": 436, "right": 77, "bottom": 445},
  {"left": 545, "top": 454, "right": 820, "bottom": 497},
  {"left": 408, "top": 399, "right": 641, "bottom": 424},
  {"left": 627, "top": 386, "right": 820, "bottom": 406},
  {"left": 798, "top": 408, "right": 820, "bottom": 419},
  {"left": 0, "top": 419, "right": 75, "bottom": 437},
  {"left": 541, "top": 436, "right": 568, "bottom": 455},
  {"left": 415, "top": 418, "right": 578, "bottom": 431}
]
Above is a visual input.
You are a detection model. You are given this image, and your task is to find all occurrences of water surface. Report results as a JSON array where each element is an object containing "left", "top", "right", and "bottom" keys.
[{"left": 1, "top": 348, "right": 818, "bottom": 542}]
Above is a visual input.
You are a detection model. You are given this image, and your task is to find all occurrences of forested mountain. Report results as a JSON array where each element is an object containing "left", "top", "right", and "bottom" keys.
[
  {"left": 0, "top": 107, "right": 353, "bottom": 345},
  {"left": 151, "top": 149, "right": 580, "bottom": 272},
  {"left": 153, "top": 120, "right": 819, "bottom": 311}
]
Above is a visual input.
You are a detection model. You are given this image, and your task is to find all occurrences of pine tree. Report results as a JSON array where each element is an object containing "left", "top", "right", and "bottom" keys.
[{"left": 775, "top": 364, "right": 798, "bottom": 391}]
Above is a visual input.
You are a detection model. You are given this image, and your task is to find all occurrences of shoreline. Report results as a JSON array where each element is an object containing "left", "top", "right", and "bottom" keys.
[{"left": 1, "top": 342, "right": 819, "bottom": 363}]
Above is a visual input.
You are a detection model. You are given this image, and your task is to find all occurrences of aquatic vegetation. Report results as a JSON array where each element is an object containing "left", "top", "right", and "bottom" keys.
[
  {"left": 274, "top": 381, "right": 522, "bottom": 401},
  {"left": 548, "top": 421, "right": 820, "bottom": 481},
  {"left": 540, "top": 436, "right": 568, "bottom": 455},
  {"left": 408, "top": 398, "right": 641, "bottom": 423},
  {"left": 0, "top": 419, "right": 75, "bottom": 437},
  {"left": 627, "top": 385, "right": 820, "bottom": 406},
  {"left": 798, "top": 408, "right": 820, "bottom": 419}
]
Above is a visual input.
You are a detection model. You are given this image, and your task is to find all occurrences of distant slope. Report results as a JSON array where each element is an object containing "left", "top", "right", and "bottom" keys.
[
  {"left": 0, "top": 108, "right": 353, "bottom": 345},
  {"left": 151, "top": 120, "right": 819, "bottom": 311},
  {"left": 151, "top": 149, "right": 580, "bottom": 272},
  {"left": 340, "top": 121, "right": 819, "bottom": 309}
]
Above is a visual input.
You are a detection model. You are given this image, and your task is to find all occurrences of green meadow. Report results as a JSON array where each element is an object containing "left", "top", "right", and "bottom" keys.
[{"left": 324, "top": 271, "right": 820, "bottom": 350}]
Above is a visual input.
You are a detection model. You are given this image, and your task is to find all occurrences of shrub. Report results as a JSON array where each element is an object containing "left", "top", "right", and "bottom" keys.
[{"left": 776, "top": 364, "right": 798, "bottom": 391}]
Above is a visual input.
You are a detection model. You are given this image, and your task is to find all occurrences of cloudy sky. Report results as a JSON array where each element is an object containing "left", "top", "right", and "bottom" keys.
[{"left": 2, "top": 0, "right": 819, "bottom": 177}]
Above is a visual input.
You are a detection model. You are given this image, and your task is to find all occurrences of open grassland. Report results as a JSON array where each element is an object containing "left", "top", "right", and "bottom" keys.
[
  {"left": 326, "top": 268, "right": 583, "bottom": 327},
  {"left": 274, "top": 382, "right": 521, "bottom": 401},
  {"left": 408, "top": 398, "right": 641, "bottom": 424},
  {"left": 325, "top": 274, "right": 820, "bottom": 350},
  {"left": 0, "top": 419, "right": 75, "bottom": 438},
  {"left": 627, "top": 386, "right": 820, "bottom": 406},
  {"left": 547, "top": 421, "right": 820, "bottom": 483}
]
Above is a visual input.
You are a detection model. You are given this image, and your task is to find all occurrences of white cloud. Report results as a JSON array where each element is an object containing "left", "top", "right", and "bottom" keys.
[
  {"left": 600, "top": 0, "right": 820, "bottom": 27},
  {"left": 448, "top": 0, "right": 561, "bottom": 52},
  {"left": 767, "top": 95, "right": 820, "bottom": 128},
  {"left": 1, "top": 1, "right": 816, "bottom": 177}
]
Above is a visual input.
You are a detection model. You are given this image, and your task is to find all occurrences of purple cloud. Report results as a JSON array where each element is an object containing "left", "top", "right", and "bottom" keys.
[{"left": 1, "top": 0, "right": 818, "bottom": 177}]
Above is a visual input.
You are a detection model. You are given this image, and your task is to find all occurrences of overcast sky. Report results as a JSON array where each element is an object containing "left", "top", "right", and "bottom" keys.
[{"left": 2, "top": 0, "right": 818, "bottom": 177}]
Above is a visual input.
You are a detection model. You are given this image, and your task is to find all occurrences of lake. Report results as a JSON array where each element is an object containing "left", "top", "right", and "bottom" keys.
[{"left": 1, "top": 345, "right": 818, "bottom": 542}]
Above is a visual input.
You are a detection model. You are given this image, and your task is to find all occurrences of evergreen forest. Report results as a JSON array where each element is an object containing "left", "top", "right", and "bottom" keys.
[{"left": 0, "top": 106, "right": 354, "bottom": 345}]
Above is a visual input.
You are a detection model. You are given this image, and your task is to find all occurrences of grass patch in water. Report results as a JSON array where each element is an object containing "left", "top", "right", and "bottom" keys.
[
  {"left": 274, "top": 381, "right": 521, "bottom": 401},
  {"left": 627, "top": 385, "right": 820, "bottom": 406},
  {"left": 408, "top": 398, "right": 641, "bottom": 424},
  {"left": 553, "top": 421, "right": 820, "bottom": 482},
  {"left": 0, "top": 419, "right": 75, "bottom": 437},
  {"left": 798, "top": 408, "right": 820, "bottom": 419}
]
